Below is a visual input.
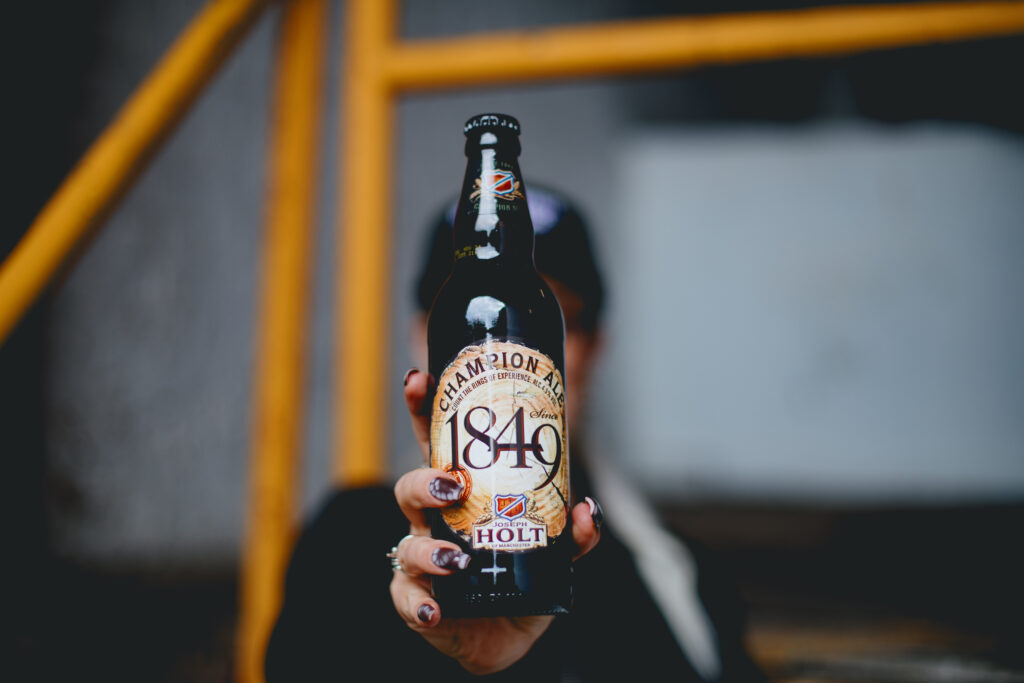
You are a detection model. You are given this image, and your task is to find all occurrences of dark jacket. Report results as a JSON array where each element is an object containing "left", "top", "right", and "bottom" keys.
[{"left": 266, "top": 486, "right": 762, "bottom": 682}]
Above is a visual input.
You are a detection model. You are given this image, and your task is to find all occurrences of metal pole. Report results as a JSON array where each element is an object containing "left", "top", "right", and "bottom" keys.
[
  {"left": 384, "top": 1, "right": 1024, "bottom": 90},
  {"left": 333, "top": 0, "right": 397, "bottom": 485},
  {"left": 0, "top": 0, "right": 269, "bottom": 346},
  {"left": 236, "top": 0, "right": 327, "bottom": 681}
]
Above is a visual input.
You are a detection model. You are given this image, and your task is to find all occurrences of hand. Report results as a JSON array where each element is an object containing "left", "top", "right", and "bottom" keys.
[{"left": 389, "top": 368, "right": 602, "bottom": 675}]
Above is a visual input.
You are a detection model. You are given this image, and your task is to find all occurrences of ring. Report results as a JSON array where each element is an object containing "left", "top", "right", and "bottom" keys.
[{"left": 386, "top": 534, "right": 418, "bottom": 573}]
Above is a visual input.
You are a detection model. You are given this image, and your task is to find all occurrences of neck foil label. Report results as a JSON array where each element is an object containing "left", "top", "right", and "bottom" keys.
[{"left": 430, "top": 340, "right": 569, "bottom": 551}]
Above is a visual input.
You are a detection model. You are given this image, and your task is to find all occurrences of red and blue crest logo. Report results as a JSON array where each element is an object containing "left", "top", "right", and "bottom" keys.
[
  {"left": 485, "top": 170, "right": 517, "bottom": 196},
  {"left": 494, "top": 494, "right": 527, "bottom": 520},
  {"left": 471, "top": 170, "right": 525, "bottom": 202}
]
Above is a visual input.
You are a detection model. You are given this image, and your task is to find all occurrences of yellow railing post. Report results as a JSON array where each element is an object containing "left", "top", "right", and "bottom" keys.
[
  {"left": 333, "top": 0, "right": 398, "bottom": 485},
  {"left": 383, "top": 1, "right": 1024, "bottom": 89},
  {"left": 0, "top": 0, "right": 269, "bottom": 347},
  {"left": 237, "top": 1, "right": 327, "bottom": 682}
]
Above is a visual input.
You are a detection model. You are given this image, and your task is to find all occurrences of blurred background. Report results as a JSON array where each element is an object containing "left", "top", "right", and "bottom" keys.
[{"left": 4, "top": 1, "right": 1023, "bottom": 681}]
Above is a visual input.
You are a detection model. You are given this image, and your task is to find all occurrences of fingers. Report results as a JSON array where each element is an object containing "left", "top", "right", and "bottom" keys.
[
  {"left": 571, "top": 496, "right": 603, "bottom": 560},
  {"left": 394, "top": 467, "right": 464, "bottom": 534},
  {"left": 403, "top": 368, "right": 433, "bottom": 460},
  {"left": 389, "top": 534, "right": 471, "bottom": 632},
  {"left": 390, "top": 571, "right": 441, "bottom": 629},
  {"left": 396, "top": 535, "right": 471, "bottom": 578}
]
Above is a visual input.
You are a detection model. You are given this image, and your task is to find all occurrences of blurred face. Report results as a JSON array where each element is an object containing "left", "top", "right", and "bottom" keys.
[{"left": 410, "top": 276, "right": 601, "bottom": 431}]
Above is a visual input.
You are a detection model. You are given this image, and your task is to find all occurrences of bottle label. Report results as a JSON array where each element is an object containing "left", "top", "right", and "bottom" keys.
[{"left": 430, "top": 340, "right": 569, "bottom": 552}]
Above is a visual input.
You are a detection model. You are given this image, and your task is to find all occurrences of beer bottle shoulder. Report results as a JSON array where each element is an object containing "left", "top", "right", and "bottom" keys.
[{"left": 427, "top": 263, "right": 565, "bottom": 372}]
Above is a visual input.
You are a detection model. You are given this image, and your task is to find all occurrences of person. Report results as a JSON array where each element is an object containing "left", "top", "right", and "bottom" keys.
[{"left": 265, "top": 186, "right": 763, "bottom": 681}]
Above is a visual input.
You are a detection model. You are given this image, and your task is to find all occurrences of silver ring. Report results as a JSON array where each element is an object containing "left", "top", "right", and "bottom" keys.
[{"left": 386, "top": 533, "right": 417, "bottom": 573}]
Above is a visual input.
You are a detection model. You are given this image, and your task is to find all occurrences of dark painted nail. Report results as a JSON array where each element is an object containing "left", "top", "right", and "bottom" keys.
[
  {"left": 417, "top": 603, "right": 435, "bottom": 624},
  {"left": 432, "top": 547, "right": 471, "bottom": 571},
  {"left": 403, "top": 368, "right": 418, "bottom": 386},
  {"left": 428, "top": 477, "right": 463, "bottom": 502},
  {"left": 586, "top": 496, "right": 603, "bottom": 532}
]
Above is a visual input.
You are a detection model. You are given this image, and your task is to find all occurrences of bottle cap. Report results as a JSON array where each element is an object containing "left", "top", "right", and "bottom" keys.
[{"left": 464, "top": 113, "right": 521, "bottom": 136}]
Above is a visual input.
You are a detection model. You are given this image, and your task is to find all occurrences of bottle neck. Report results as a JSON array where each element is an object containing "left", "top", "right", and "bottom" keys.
[{"left": 451, "top": 143, "right": 535, "bottom": 266}]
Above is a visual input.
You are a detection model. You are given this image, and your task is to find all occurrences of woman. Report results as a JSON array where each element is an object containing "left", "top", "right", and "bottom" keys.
[{"left": 266, "top": 187, "right": 762, "bottom": 681}]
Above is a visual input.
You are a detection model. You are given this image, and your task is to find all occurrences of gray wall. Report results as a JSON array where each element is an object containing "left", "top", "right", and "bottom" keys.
[
  {"left": 39, "top": 1, "right": 1024, "bottom": 568},
  {"left": 606, "top": 123, "right": 1024, "bottom": 502},
  {"left": 46, "top": 0, "right": 276, "bottom": 567}
]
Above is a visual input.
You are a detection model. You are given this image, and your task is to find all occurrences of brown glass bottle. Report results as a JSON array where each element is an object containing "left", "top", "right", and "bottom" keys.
[{"left": 426, "top": 114, "right": 572, "bottom": 616}]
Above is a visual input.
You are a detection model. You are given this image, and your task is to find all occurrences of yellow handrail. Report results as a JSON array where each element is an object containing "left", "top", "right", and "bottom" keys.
[
  {"left": 385, "top": 2, "right": 1024, "bottom": 89},
  {"left": 0, "top": 0, "right": 269, "bottom": 346},
  {"left": 332, "top": 0, "right": 398, "bottom": 485},
  {"left": 237, "top": 1, "right": 327, "bottom": 682}
]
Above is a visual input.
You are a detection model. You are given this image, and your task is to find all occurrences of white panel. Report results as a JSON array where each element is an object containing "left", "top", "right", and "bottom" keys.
[{"left": 603, "top": 124, "right": 1024, "bottom": 502}]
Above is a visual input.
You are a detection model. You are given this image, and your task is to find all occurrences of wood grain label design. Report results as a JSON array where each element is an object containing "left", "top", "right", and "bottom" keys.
[{"left": 430, "top": 340, "right": 569, "bottom": 551}]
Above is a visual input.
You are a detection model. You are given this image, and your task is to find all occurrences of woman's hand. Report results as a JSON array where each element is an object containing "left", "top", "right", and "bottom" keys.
[{"left": 389, "top": 369, "right": 602, "bottom": 675}]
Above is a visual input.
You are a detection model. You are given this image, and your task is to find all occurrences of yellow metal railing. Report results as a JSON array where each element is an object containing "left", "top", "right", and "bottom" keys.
[
  {"left": 383, "top": 1, "right": 1024, "bottom": 89},
  {"left": 237, "top": 1, "right": 327, "bottom": 681},
  {"left": 1, "top": 2, "right": 1023, "bottom": 683}
]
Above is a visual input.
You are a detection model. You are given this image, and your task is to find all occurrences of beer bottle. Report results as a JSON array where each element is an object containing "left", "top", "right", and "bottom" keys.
[{"left": 427, "top": 113, "right": 572, "bottom": 616}]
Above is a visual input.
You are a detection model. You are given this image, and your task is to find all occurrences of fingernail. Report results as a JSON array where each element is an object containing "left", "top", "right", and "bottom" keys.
[
  {"left": 403, "top": 368, "right": 418, "bottom": 386},
  {"left": 428, "top": 477, "right": 463, "bottom": 502},
  {"left": 417, "top": 603, "right": 435, "bottom": 624},
  {"left": 432, "top": 547, "right": 471, "bottom": 571},
  {"left": 586, "top": 496, "right": 603, "bottom": 532}
]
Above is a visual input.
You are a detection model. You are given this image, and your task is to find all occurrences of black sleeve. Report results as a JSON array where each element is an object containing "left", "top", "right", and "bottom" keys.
[
  {"left": 264, "top": 487, "right": 463, "bottom": 682},
  {"left": 689, "top": 541, "right": 766, "bottom": 683}
]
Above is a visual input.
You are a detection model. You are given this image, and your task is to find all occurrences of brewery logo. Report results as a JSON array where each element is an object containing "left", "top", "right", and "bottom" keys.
[
  {"left": 472, "top": 494, "right": 547, "bottom": 551},
  {"left": 495, "top": 494, "right": 527, "bottom": 520},
  {"left": 470, "top": 170, "right": 525, "bottom": 203}
]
